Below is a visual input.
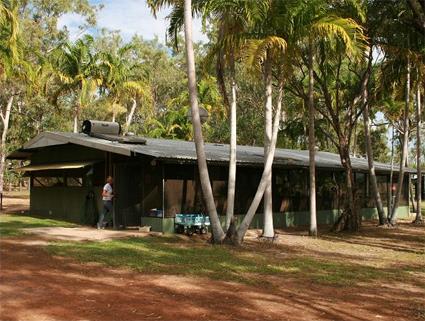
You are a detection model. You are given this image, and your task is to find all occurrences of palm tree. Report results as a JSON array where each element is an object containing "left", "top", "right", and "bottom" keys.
[
  {"left": 182, "top": 0, "right": 226, "bottom": 242},
  {"left": 280, "top": 0, "right": 367, "bottom": 233},
  {"left": 165, "top": 0, "right": 269, "bottom": 232},
  {"left": 362, "top": 48, "right": 387, "bottom": 225},
  {"left": 414, "top": 82, "right": 422, "bottom": 223},
  {"left": 52, "top": 35, "right": 100, "bottom": 133},
  {"left": 98, "top": 44, "right": 152, "bottom": 128},
  {"left": 242, "top": 0, "right": 288, "bottom": 239}
]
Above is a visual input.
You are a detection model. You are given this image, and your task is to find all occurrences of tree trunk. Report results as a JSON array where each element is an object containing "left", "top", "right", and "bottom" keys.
[
  {"left": 262, "top": 51, "right": 274, "bottom": 239},
  {"left": 333, "top": 141, "right": 359, "bottom": 232},
  {"left": 73, "top": 104, "right": 79, "bottom": 133},
  {"left": 362, "top": 68, "right": 386, "bottom": 225},
  {"left": 308, "top": 43, "right": 317, "bottom": 237},
  {"left": 0, "top": 95, "right": 14, "bottom": 194},
  {"left": 414, "top": 84, "right": 422, "bottom": 223},
  {"left": 388, "top": 125, "right": 395, "bottom": 218},
  {"left": 183, "top": 0, "right": 225, "bottom": 242},
  {"left": 125, "top": 98, "right": 137, "bottom": 134},
  {"left": 232, "top": 82, "right": 284, "bottom": 245},
  {"left": 225, "top": 57, "right": 237, "bottom": 230},
  {"left": 390, "top": 58, "right": 411, "bottom": 225}
]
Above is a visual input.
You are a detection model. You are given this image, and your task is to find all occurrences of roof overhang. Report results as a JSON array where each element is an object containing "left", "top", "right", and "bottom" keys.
[
  {"left": 7, "top": 149, "right": 32, "bottom": 160},
  {"left": 15, "top": 161, "right": 96, "bottom": 172}
]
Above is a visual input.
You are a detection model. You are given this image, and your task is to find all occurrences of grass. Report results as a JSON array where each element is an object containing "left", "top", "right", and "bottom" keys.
[
  {"left": 2, "top": 214, "right": 424, "bottom": 287},
  {"left": 46, "top": 234, "right": 425, "bottom": 287},
  {"left": 0, "top": 214, "right": 75, "bottom": 237}
]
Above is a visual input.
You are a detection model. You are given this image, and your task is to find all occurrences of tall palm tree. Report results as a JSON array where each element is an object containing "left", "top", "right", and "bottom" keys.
[
  {"left": 148, "top": 0, "right": 226, "bottom": 242},
  {"left": 413, "top": 82, "right": 422, "bottom": 224},
  {"left": 164, "top": 0, "right": 269, "bottom": 232},
  {"left": 197, "top": 0, "right": 267, "bottom": 231},
  {"left": 52, "top": 35, "right": 100, "bottom": 133},
  {"left": 243, "top": 0, "right": 288, "bottom": 239},
  {"left": 182, "top": 0, "right": 225, "bottom": 242},
  {"left": 294, "top": 0, "right": 366, "bottom": 233}
]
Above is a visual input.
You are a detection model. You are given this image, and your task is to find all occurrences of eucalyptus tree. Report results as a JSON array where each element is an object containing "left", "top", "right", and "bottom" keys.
[
  {"left": 0, "top": 0, "right": 20, "bottom": 195},
  {"left": 52, "top": 35, "right": 101, "bottom": 133}
]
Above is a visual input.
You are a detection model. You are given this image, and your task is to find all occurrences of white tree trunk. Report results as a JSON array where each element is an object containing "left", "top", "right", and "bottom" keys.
[
  {"left": 388, "top": 125, "right": 395, "bottom": 217},
  {"left": 225, "top": 72, "right": 237, "bottom": 230},
  {"left": 183, "top": 0, "right": 225, "bottom": 242},
  {"left": 235, "top": 82, "right": 283, "bottom": 244},
  {"left": 308, "top": 44, "right": 317, "bottom": 237},
  {"left": 362, "top": 52, "right": 386, "bottom": 225},
  {"left": 73, "top": 109, "right": 78, "bottom": 133},
  {"left": 390, "top": 58, "right": 410, "bottom": 224},
  {"left": 0, "top": 95, "right": 14, "bottom": 194},
  {"left": 125, "top": 98, "right": 137, "bottom": 134},
  {"left": 414, "top": 84, "right": 422, "bottom": 223},
  {"left": 262, "top": 53, "right": 274, "bottom": 238}
]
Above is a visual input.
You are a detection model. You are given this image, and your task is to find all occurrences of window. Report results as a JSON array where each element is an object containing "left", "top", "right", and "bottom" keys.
[
  {"left": 67, "top": 177, "right": 83, "bottom": 187},
  {"left": 32, "top": 177, "right": 65, "bottom": 187}
]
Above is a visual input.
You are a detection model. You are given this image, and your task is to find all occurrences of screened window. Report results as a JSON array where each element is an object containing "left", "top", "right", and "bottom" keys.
[
  {"left": 32, "top": 177, "right": 65, "bottom": 187},
  {"left": 274, "top": 169, "right": 308, "bottom": 212},
  {"left": 67, "top": 177, "right": 83, "bottom": 187}
]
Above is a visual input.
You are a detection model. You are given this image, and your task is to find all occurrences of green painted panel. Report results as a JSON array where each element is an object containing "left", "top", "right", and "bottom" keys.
[
  {"left": 30, "top": 187, "right": 99, "bottom": 224},
  {"left": 360, "top": 206, "right": 410, "bottom": 219},
  {"left": 140, "top": 217, "right": 175, "bottom": 233}
]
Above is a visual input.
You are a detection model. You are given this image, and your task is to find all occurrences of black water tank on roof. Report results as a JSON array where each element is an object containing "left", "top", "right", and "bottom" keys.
[{"left": 82, "top": 120, "right": 121, "bottom": 136}]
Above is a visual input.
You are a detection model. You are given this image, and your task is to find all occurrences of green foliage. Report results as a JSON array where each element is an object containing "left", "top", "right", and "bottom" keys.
[{"left": 1, "top": 0, "right": 424, "bottom": 192}]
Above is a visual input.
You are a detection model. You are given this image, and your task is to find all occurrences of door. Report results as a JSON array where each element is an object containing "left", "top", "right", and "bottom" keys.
[{"left": 113, "top": 163, "right": 143, "bottom": 228}]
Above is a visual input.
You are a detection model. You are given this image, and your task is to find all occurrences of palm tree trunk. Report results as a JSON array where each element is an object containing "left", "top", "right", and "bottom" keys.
[
  {"left": 414, "top": 84, "right": 422, "bottom": 223},
  {"left": 390, "top": 57, "right": 411, "bottom": 225},
  {"left": 183, "top": 0, "right": 225, "bottom": 242},
  {"left": 308, "top": 42, "right": 317, "bottom": 237},
  {"left": 362, "top": 56, "right": 386, "bottom": 225},
  {"left": 124, "top": 98, "right": 138, "bottom": 134},
  {"left": 234, "top": 82, "right": 283, "bottom": 244},
  {"left": 73, "top": 105, "right": 79, "bottom": 133},
  {"left": 225, "top": 57, "right": 237, "bottom": 230},
  {"left": 262, "top": 51, "right": 274, "bottom": 239},
  {"left": 0, "top": 95, "right": 14, "bottom": 194},
  {"left": 388, "top": 125, "right": 395, "bottom": 217}
]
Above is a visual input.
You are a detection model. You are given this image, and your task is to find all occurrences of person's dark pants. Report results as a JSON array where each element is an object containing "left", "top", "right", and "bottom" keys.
[{"left": 98, "top": 200, "right": 113, "bottom": 228}]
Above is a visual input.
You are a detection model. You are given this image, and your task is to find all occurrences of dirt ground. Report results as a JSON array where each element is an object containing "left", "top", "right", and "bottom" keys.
[{"left": 1, "top": 193, "right": 425, "bottom": 321}]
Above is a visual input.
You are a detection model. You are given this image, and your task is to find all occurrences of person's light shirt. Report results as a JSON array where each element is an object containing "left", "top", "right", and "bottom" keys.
[{"left": 102, "top": 183, "right": 113, "bottom": 201}]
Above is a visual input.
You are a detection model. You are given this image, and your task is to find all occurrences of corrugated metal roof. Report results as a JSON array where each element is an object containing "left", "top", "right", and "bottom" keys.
[{"left": 19, "top": 131, "right": 414, "bottom": 173}]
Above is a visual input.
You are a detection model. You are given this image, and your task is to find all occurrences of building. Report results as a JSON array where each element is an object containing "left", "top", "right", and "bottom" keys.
[{"left": 8, "top": 131, "right": 413, "bottom": 232}]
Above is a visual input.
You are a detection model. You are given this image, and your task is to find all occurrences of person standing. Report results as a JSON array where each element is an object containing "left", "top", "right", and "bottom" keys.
[{"left": 98, "top": 176, "right": 114, "bottom": 229}]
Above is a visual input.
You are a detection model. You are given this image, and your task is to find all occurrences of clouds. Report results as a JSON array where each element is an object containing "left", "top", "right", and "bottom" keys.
[{"left": 57, "top": 0, "right": 206, "bottom": 43}]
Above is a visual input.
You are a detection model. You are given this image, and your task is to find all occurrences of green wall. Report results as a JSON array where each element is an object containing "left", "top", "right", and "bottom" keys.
[
  {"left": 141, "top": 217, "right": 175, "bottom": 233},
  {"left": 218, "top": 206, "right": 411, "bottom": 230},
  {"left": 30, "top": 186, "right": 102, "bottom": 225}
]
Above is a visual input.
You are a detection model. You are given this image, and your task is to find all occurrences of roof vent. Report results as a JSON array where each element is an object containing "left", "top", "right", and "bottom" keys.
[{"left": 81, "top": 120, "right": 146, "bottom": 145}]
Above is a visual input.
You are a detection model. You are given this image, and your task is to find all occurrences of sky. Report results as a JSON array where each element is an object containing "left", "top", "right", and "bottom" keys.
[{"left": 57, "top": 0, "right": 207, "bottom": 43}]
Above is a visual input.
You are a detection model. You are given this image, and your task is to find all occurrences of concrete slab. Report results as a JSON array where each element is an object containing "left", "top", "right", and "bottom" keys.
[{"left": 22, "top": 227, "right": 151, "bottom": 242}]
